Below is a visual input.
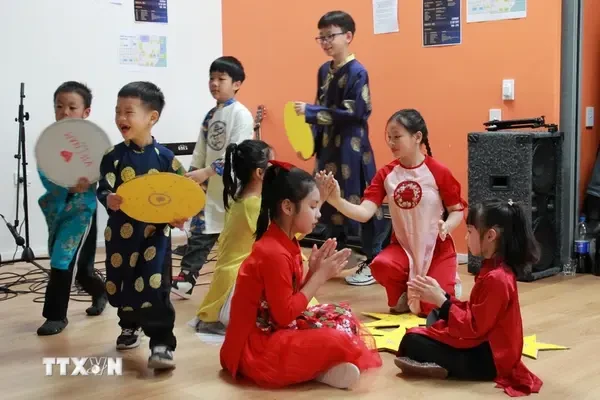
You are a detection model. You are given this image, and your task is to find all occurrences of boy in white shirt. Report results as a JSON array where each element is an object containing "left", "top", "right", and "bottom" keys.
[{"left": 171, "top": 56, "right": 254, "bottom": 298}]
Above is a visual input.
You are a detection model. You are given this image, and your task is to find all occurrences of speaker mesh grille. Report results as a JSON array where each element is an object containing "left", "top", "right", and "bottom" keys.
[{"left": 467, "top": 131, "right": 564, "bottom": 281}]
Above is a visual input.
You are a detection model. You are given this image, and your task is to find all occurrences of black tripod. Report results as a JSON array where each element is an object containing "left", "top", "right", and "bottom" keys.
[{"left": 0, "top": 83, "right": 48, "bottom": 294}]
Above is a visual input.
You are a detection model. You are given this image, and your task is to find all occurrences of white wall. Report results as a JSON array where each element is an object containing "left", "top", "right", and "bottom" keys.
[{"left": 0, "top": 0, "right": 222, "bottom": 259}]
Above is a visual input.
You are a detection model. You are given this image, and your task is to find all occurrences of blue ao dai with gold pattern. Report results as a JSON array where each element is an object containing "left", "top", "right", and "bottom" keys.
[{"left": 96, "top": 138, "right": 185, "bottom": 310}]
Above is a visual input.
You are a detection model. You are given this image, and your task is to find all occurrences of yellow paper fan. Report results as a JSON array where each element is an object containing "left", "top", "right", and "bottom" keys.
[{"left": 117, "top": 172, "right": 205, "bottom": 223}]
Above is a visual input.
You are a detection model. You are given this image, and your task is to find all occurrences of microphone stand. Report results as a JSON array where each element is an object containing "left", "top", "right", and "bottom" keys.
[{"left": 0, "top": 83, "right": 48, "bottom": 295}]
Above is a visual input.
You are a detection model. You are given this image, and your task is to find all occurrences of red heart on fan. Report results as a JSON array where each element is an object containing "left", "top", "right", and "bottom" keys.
[{"left": 60, "top": 150, "right": 73, "bottom": 163}]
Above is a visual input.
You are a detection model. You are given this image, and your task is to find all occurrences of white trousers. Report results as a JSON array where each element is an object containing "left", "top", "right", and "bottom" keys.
[{"left": 218, "top": 283, "right": 235, "bottom": 327}]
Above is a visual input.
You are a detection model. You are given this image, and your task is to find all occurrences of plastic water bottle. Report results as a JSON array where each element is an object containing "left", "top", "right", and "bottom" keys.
[
  {"left": 578, "top": 216, "right": 588, "bottom": 239},
  {"left": 574, "top": 216, "right": 593, "bottom": 273}
]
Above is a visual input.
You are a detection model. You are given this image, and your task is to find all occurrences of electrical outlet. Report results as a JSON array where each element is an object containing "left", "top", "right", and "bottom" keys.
[
  {"left": 13, "top": 169, "right": 32, "bottom": 187},
  {"left": 489, "top": 109, "right": 502, "bottom": 121},
  {"left": 502, "top": 79, "right": 515, "bottom": 101},
  {"left": 586, "top": 106, "right": 594, "bottom": 128}
]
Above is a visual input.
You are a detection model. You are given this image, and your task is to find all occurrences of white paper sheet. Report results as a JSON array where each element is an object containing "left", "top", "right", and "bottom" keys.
[
  {"left": 119, "top": 33, "right": 167, "bottom": 69},
  {"left": 467, "top": 0, "right": 526, "bottom": 23},
  {"left": 373, "top": 0, "right": 399, "bottom": 35}
]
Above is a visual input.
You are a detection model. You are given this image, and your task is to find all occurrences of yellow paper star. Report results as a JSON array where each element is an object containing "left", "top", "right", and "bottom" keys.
[
  {"left": 361, "top": 312, "right": 426, "bottom": 353},
  {"left": 522, "top": 335, "right": 569, "bottom": 359},
  {"left": 308, "top": 297, "right": 319, "bottom": 307},
  {"left": 362, "top": 312, "right": 426, "bottom": 329},
  {"left": 366, "top": 326, "right": 407, "bottom": 353}
]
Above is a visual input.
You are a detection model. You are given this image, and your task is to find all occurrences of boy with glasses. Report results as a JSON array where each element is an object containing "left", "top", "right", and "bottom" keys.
[{"left": 293, "top": 10, "right": 388, "bottom": 287}]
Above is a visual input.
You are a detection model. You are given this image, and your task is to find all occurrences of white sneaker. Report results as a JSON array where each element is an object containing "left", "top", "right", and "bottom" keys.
[
  {"left": 345, "top": 262, "right": 376, "bottom": 286},
  {"left": 316, "top": 362, "right": 360, "bottom": 389},
  {"left": 170, "top": 272, "right": 196, "bottom": 299}
]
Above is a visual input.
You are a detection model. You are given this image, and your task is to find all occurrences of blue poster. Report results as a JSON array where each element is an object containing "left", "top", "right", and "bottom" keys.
[
  {"left": 423, "top": 0, "right": 461, "bottom": 47},
  {"left": 134, "top": 0, "right": 168, "bottom": 24}
]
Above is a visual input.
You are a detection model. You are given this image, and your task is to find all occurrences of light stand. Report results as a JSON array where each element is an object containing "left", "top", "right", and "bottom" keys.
[{"left": 0, "top": 83, "right": 48, "bottom": 294}]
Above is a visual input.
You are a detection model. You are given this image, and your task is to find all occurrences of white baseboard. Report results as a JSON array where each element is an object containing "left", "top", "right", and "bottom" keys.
[{"left": 457, "top": 253, "right": 468, "bottom": 264}]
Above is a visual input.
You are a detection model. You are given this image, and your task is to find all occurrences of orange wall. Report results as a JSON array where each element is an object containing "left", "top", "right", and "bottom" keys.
[
  {"left": 579, "top": 0, "right": 600, "bottom": 204},
  {"left": 222, "top": 0, "right": 562, "bottom": 253}
]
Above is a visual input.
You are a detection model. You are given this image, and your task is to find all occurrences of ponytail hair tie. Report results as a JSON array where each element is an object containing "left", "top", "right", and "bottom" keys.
[{"left": 270, "top": 160, "right": 294, "bottom": 171}]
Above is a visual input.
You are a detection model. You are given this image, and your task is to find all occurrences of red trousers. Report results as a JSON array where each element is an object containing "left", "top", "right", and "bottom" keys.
[{"left": 370, "top": 236, "right": 457, "bottom": 317}]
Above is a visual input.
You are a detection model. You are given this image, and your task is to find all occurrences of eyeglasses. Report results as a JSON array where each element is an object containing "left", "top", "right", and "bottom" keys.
[{"left": 315, "top": 32, "right": 345, "bottom": 44}]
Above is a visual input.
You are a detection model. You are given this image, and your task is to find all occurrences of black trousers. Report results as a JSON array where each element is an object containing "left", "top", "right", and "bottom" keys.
[
  {"left": 43, "top": 211, "right": 105, "bottom": 321},
  {"left": 179, "top": 232, "right": 219, "bottom": 276},
  {"left": 330, "top": 217, "right": 391, "bottom": 261},
  {"left": 118, "top": 236, "right": 177, "bottom": 350},
  {"left": 398, "top": 333, "right": 497, "bottom": 381}
]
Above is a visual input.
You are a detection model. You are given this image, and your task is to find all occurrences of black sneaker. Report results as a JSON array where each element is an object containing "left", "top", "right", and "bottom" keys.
[
  {"left": 173, "top": 244, "right": 187, "bottom": 256},
  {"left": 170, "top": 271, "right": 196, "bottom": 299},
  {"left": 196, "top": 320, "right": 226, "bottom": 335},
  {"left": 116, "top": 327, "right": 142, "bottom": 350},
  {"left": 86, "top": 293, "right": 107, "bottom": 316},
  {"left": 147, "top": 345, "right": 175, "bottom": 369},
  {"left": 37, "top": 318, "right": 68, "bottom": 336}
]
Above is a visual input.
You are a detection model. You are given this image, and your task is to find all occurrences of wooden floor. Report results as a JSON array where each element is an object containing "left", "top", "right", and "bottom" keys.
[{"left": 1, "top": 243, "right": 599, "bottom": 400}]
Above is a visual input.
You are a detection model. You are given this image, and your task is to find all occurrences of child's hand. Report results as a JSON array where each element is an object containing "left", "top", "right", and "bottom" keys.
[
  {"left": 438, "top": 220, "right": 448, "bottom": 241},
  {"left": 312, "top": 245, "right": 351, "bottom": 281},
  {"left": 407, "top": 276, "right": 447, "bottom": 308},
  {"left": 107, "top": 193, "right": 122, "bottom": 211},
  {"left": 293, "top": 101, "right": 306, "bottom": 115},
  {"left": 185, "top": 167, "right": 211, "bottom": 184},
  {"left": 308, "top": 238, "right": 337, "bottom": 273},
  {"left": 169, "top": 217, "right": 188, "bottom": 230},
  {"left": 315, "top": 170, "right": 333, "bottom": 203},
  {"left": 70, "top": 177, "right": 91, "bottom": 193},
  {"left": 325, "top": 176, "right": 342, "bottom": 205}
]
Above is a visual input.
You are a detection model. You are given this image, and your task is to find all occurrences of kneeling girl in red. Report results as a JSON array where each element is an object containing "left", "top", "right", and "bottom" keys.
[
  {"left": 220, "top": 161, "right": 382, "bottom": 390},
  {"left": 396, "top": 199, "right": 543, "bottom": 397},
  {"left": 326, "top": 109, "right": 466, "bottom": 316}
]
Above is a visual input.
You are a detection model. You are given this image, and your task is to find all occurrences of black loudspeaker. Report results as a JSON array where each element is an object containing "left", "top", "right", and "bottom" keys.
[{"left": 467, "top": 131, "right": 564, "bottom": 281}]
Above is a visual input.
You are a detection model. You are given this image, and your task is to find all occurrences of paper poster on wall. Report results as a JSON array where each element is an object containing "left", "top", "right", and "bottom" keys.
[
  {"left": 134, "top": 0, "right": 168, "bottom": 23},
  {"left": 423, "top": 0, "right": 461, "bottom": 47},
  {"left": 372, "top": 0, "right": 399, "bottom": 35},
  {"left": 119, "top": 34, "right": 167, "bottom": 68},
  {"left": 467, "top": 0, "right": 526, "bottom": 23}
]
